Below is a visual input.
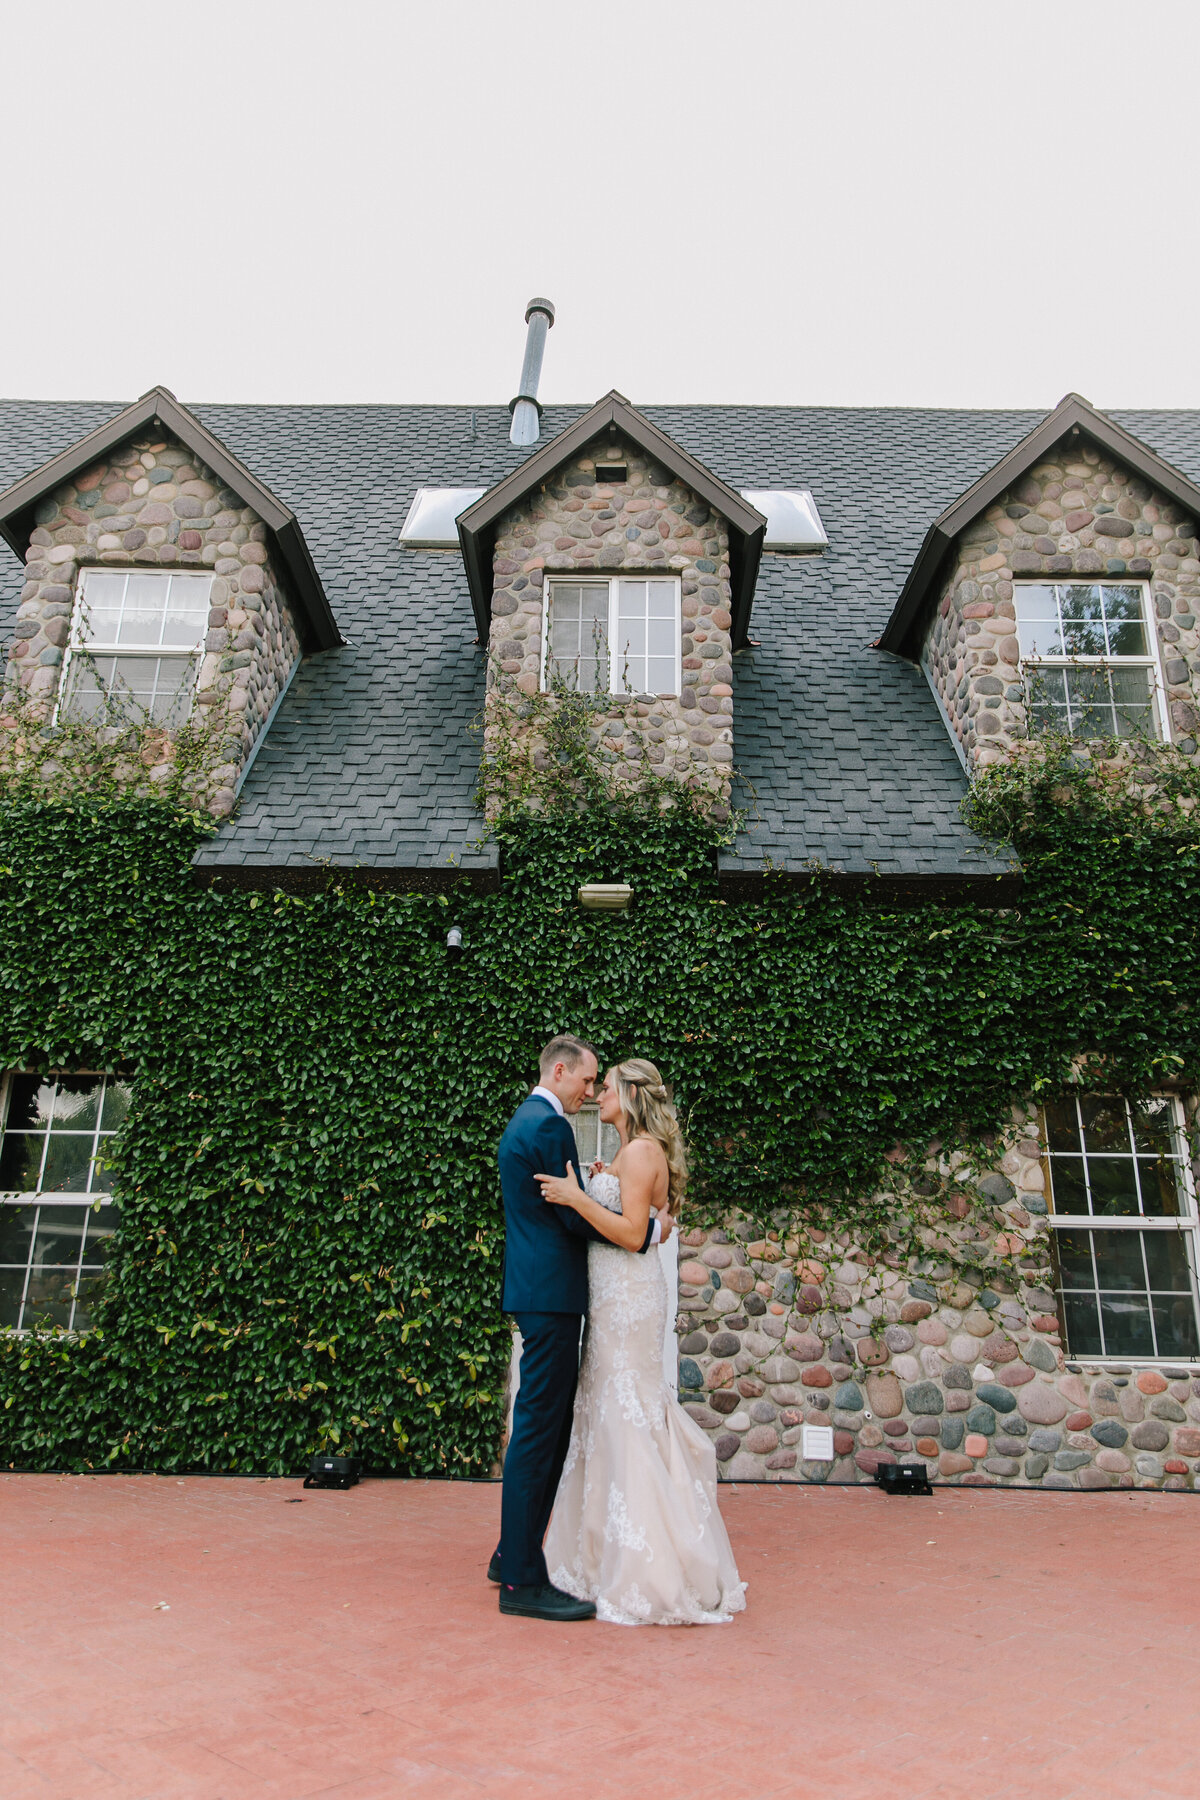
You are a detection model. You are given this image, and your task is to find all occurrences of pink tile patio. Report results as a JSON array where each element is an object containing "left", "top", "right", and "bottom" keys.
[{"left": 2, "top": 1474, "right": 1198, "bottom": 1799}]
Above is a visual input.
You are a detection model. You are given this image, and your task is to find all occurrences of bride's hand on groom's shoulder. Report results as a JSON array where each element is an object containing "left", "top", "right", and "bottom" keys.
[{"left": 589, "top": 1159, "right": 606, "bottom": 1176}]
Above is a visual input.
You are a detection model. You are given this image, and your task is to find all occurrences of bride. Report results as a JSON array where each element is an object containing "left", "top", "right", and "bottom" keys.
[{"left": 535, "top": 1058, "right": 746, "bottom": 1627}]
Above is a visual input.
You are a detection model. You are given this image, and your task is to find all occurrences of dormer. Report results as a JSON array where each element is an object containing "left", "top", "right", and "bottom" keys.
[
  {"left": 879, "top": 393, "right": 1200, "bottom": 770},
  {"left": 457, "top": 391, "right": 766, "bottom": 813},
  {"left": 0, "top": 387, "right": 339, "bottom": 813}
]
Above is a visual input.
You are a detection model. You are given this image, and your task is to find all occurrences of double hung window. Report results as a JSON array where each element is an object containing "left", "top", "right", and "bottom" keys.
[
  {"left": 544, "top": 577, "right": 680, "bottom": 697},
  {"left": 59, "top": 570, "right": 213, "bottom": 729},
  {"left": 0, "top": 1072, "right": 130, "bottom": 1332},
  {"left": 1044, "top": 1094, "right": 1199, "bottom": 1360},
  {"left": 570, "top": 1104, "right": 620, "bottom": 1170},
  {"left": 1015, "top": 581, "right": 1167, "bottom": 741}
]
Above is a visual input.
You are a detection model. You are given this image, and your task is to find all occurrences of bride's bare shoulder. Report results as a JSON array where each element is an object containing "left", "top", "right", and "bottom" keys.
[{"left": 621, "top": 1135, "right": 667, "bottom": 1172}]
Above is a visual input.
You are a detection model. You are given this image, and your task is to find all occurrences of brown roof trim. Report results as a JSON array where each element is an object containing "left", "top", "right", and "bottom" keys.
[
  {"left": 718, "top": 867, "right": 1023, "bottom": 906},
  {"left": 878, "top": 392, "right": 1200, "bottom": 660},
  {"left": 191, "top": 862, "right": 499, "bottom": 896},
  {"left": 0, "top": 387, "right": 342, "bottom": 651},
  {"left": 456, "top": 390, "right": 767, "bottom": 648}
]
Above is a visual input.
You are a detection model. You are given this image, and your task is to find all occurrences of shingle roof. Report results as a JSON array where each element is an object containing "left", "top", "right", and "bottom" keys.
[{"left": 4, "top": 396, "right": 1200, "bottom": 884}]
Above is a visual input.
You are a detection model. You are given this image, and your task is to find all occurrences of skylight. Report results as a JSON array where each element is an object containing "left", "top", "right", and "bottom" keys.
[
  {"left": 740, "top": 489, "right": 828, "bottom": 553},
  {"left": 399, "top": 487, "right": 486, "bottom": 548}
]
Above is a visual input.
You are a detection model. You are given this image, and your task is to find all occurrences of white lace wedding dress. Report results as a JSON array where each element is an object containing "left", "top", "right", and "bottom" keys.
[{"left": 544, "top": 1170, "right": 746, "bottom": 1626}]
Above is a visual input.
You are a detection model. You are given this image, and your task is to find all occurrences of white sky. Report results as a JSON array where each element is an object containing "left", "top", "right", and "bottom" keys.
[{"left": 5, "top": 1, "right": 1199, "bottom": 411}]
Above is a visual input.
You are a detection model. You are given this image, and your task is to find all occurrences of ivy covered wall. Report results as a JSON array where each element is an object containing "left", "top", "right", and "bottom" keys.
[{"left": 1, "top": 738, "right": 1199, "bottom": 1477}]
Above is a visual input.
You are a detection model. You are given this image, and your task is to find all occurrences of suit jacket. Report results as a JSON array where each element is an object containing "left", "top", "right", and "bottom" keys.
[{"left": 498, "top": 1094, "right": 653, "bottom": 1314}]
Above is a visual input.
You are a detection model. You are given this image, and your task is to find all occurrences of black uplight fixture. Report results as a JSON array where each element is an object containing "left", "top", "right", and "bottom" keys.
[{"left": 874, "top": 1463, "right": 933, "bottom": 1497}]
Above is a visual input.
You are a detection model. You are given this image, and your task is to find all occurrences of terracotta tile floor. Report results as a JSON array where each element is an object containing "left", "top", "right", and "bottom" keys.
[{"left": 2, "top": 1474, "right": 1198, "bottom": 1800}]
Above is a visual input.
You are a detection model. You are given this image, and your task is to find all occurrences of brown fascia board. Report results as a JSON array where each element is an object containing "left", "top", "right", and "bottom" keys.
[
  {"left": 0, "top": 387, "right": 342, "bottom": 651},
  {"left": 878, "top": 392, "right": 1200, "bottom": 661},
  {"left": 457, "top": 390, "right": 767, "bottom": 647},
  {"left": 717, "top": 866, "right": 1023, "bottom": 906}
]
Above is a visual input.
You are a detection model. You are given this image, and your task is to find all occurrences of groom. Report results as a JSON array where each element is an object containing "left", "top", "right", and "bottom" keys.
[{"left": 491, "top": 1033, "right": 661, "bottom": 1621}]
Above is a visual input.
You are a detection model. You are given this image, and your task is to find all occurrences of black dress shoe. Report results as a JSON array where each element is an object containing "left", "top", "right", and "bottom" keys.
[
  {"left": 487, "top": 1552, "right": 501, "bottom": 1584},
  {"left": 499, "top": 1581, "right": 596, "bottom": 1621}
]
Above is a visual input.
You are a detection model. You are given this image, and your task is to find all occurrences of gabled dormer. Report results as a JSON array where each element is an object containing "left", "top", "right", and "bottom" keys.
[
  {"left": 879, "top": 393, "right": 1200, "bottom": 769},
  {"left": 457, "top": 391, "right": 767, "bottom": 811},
  {"left": 0, "top": 387, "right": 338, "bottom": 812}
]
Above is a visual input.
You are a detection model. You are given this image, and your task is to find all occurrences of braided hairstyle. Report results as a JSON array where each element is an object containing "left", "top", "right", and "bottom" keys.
[{"left": 609, "top": 1057, "right": 688, "bottom": 1214}]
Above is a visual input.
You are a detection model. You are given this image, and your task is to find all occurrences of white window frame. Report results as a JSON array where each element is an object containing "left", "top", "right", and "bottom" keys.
[
  {"left": 1044, "top": 1092, "right": 1200, "bottom": 1365},
  {"left": 542, "top": 576, "right": 681, "bottom": 698},
  {"left": 55, "top": 568, "right": 213, "bottom": 730},
  {"left": 1015, "top": 579, "right": 1171, "bottom": 743},
  {"left": 0, "top": 1069, "right": 128, "bottom": 1335}
]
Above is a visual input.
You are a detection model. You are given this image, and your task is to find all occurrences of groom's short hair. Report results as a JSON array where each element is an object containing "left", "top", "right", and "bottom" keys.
[{"left": 539, "top": 1034, "right": 598, "bottom": 1076}]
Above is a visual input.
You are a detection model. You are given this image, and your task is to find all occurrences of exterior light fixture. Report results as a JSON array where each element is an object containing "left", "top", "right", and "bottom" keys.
[
  {"left": 446, "top": 925, "right": 464, "bottom": 958},
  {"left": 577, "top": 883, "right": 632, "bottom": 912}
]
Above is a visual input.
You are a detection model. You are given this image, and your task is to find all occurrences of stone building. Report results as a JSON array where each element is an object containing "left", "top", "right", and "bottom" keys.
[{"left": 3, "top": 385, "right": 1200, "bottom": 1489}]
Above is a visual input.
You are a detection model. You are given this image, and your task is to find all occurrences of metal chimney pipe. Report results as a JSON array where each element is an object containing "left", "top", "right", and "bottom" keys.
[{"left": 509, "top": 297, "right": 555, "bottom": 447}]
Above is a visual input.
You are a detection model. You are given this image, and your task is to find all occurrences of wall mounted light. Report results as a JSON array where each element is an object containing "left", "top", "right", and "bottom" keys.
[
  {"left": 446, "top": 925, "right": 464, "bottom": 958},
  {"left": 577, "top": 884, "right": 632, "bottom": 912}
]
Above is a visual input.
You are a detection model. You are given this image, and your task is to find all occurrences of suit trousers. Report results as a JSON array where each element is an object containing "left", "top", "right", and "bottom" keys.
[{"left": 497, "top": 1311, "right": 583, "bottom": 1587}]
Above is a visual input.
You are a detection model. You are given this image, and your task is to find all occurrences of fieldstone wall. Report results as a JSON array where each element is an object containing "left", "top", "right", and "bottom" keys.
[
  {"left": 9, "top": 430, "right": 302, "bottom": 814},
  {"left": 485, "top": 434, "right": 734, "bottom": 813},
  {"left": 922, "top": 441, "right": 1200, "bottom": 769},
  {"left": 677, "top": 1094, "right": 1200, "bottom": 1490}
]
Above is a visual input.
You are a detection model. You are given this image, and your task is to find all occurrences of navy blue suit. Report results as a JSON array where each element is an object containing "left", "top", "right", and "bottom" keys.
[{"left": 495, "top": 1093, "right": 653, "bottom": 1587}]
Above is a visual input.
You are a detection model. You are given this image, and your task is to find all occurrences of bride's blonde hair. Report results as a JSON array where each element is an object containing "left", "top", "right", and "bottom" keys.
[{"left": 609, "top": 1058, "right": 688, "bottom": 1214}]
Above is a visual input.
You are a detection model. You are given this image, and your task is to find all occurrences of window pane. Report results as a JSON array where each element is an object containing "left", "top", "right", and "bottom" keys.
[
  {"left": 62, "top": 657, "right": 114, "bottom": 721},
  {"left": 1062, "top": 1289, "right": 1102, "bottom": 1355},
  {"left": 40, "top": 1135, "right": 94, "bottom": 1194},
  {"left": 1044, "top": 1099, "right": 1080, "bottom": 1154},
  {"left": 1098, "top": 1293, "right": 1154, "bottom": 1357},
  {"left": 1086, "top": 1158, "right": 1140, "bottom": 1217},
  {"left": 1137, "top": 1159, "right": 1182, "bottom": 1218},
  {"left": 6, "top": 1075, "right": 55, "bottom": 1131},
  {"left": 1143, "top": 1230, "right": 1194, "bottom": 1291},
  {"left": 0, "top": 1133, "right": 44, "bottom": 1191},
  {"left": 31, "top": 1205, "right": 87, "bottom": 1266},
  {"left": 81, "top": 1206, "right": 118, "bottom": 1263},
  {"left": 51, "top": 1077, "right": 101, "bottom": 1132},
  {"left": 1047, "top": 1156, "right": 1088, "bottom": 1214},
  {"left": 1153, "top": 1293, "right": 1199, "bottom": 1359},
  {"left": 73, "top": 1268, "right": 109, "bottom": 1332},
  {"left": 116, "top": 574, "right": 171, "bottom": 645},
  {"left": 548, "top": 583, "right": 608, "bottom": 692},
  {"left": 1109, "top": 665, "right": 1157, "bottom": 740},
  {"left": 0, "top": 1267, "right": 26, "bottom": 1329},
  {"left": 1062, "top": 667, "right": 1114, "bottom": 737},
  {"left": 23, "top": 1269, "right": 75, "bottom": 1329},
  {"left": 647, "top": 618, "right": 676, "bottom": 656},
  {"left": 160, "top": 579, "right": 211, "bottom": 649},
  {"left": 1055, "top": 1228, "right": 1096, "bottom": 1288},
  {"left": 617, "top": 618, "right": 647, "bottom": 657},
  {"left": 100, "top": 1080, "right": 133, "bottom": 1131},
  {"left": 1080, "top": 1097, "right": 1131, "bottom": 1155},
  {"left": 570, "top": 1109, "right": 598, "bottom": 1165},
  {"left": 1091, "top": 1231, "right": 1147, "bottom": 1289},
  {"left": 617, "top": 581, "right": 648, "bottom": 617},
  {"left": 1015, "top": 586, "right": 1061, "bottom": 658},
  {"left": 1107, "top": 618, "right": 1148, "bottom": 656},
  {"left": 646, "top": 583, "right": 676, "bottom": 618},
  {"left": 646, "top": 659, "right": 676, "bottom": 693},
  {"left": 0, "top": 1203, "right": 36, "bottom": 1265}
]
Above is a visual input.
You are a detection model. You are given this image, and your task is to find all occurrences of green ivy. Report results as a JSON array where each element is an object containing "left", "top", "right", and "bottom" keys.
[{"left": 1, "top": 733, "right": 1199, "bottom": 1474}]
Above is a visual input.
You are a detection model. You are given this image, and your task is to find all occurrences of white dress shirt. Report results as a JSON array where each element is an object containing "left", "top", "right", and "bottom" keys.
[{"left": 531, "top": 1086, "right": 662, "bottom": 1244}]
